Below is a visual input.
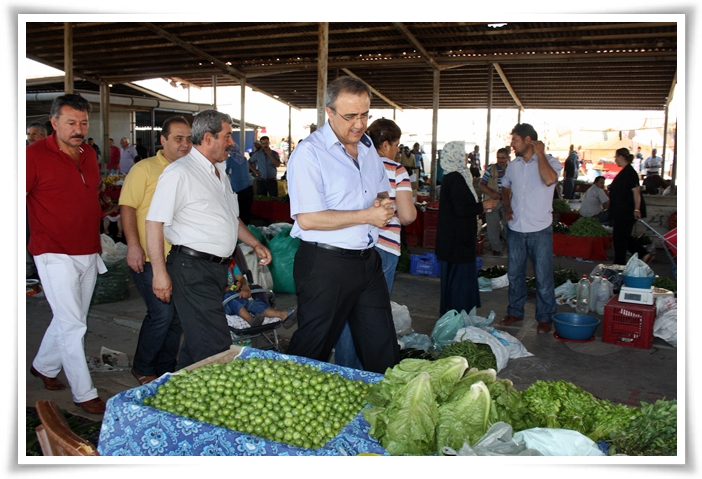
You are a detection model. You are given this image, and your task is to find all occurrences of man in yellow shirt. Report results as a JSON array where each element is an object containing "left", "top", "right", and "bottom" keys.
[{"left": 119, "top": 116, "right": 192, "bottom": 384}]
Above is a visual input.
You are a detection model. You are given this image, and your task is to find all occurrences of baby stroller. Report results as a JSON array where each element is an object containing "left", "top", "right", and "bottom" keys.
[
  {"left": 222, "top": 244, "right": 289, "bottom": 351},
  {"left": 638, "top": 219, "right": 677, "bottom": 280}
]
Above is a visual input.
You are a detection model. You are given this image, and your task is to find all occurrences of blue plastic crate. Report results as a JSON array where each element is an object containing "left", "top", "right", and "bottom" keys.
[{"left": 410, "top": 253, "right": 440, "bottom": 277}]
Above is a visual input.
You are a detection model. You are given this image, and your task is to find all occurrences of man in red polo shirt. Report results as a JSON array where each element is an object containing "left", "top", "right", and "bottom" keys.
[{"left": 26, "top": 93, "right": 108, "bottom": 415}]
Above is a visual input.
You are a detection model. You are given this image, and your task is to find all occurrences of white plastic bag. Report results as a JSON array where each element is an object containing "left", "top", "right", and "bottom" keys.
[
  {"left": 491, "top": 273, "right": 509, "bottom": 289},
  {"left": 554, "top": 280, "right": 577, "bottom": 308},
  {"left": 391, "top": 301, "right": 413, "bottom": 336},
  {"left": 512, "top": 428, "right": 605, "bottom": 456},
  {"left": 100, "top": 234, "right": 128, "bottom": 263},
  {"left": 441, "top": 422, "right": 543, "bottom": 456},
  {"left": 239, "top": 244, "right": 274, "bottom": 290},
  {"left": 624, "top": 253, "right": 654, "bottom": 277},
  {"left": 453, "top": 326, "right": 508, "bottom": 371},
  {"left": 654, "top": 297, "right": 677, "bottom": 347}
]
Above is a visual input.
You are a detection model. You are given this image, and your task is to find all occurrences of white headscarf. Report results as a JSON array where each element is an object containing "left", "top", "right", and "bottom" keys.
[{"left": 440, "top": 141, "right": 478, "bottom": 201}]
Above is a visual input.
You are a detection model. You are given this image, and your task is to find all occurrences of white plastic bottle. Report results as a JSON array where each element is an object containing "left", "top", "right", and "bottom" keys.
[
  {"left": 590, "top": 273, "right": 602, "bottom": 313},
  {"left": 595, "top": 276, "right": 613, "bottom": 315},
  {"left": 576, "top": 275, "right": 591, "bottom": 315}
]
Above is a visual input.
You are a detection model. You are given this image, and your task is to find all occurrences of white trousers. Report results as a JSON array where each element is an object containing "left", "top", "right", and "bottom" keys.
[{"left": 32, "top": 253, "right": 105, "bottom": 403}]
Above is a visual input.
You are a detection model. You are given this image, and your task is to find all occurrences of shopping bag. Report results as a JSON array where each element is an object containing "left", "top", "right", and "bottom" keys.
[{"left": 430, "top": 310, "right": 464, "bottom": 351}]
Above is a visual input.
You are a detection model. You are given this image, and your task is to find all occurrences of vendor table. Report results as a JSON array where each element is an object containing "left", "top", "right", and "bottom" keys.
[
  {"left": 250, "top": 200, "right": 293, "bottom": 223},
  {"left": 552, "top": 233, "right": 612, "bottom": 261},
  {"left": 555, "top": 212, "right": 580, "bottom": 226},
  {"left": 97, "top": 347, "right": 387, "bottom": 456}
]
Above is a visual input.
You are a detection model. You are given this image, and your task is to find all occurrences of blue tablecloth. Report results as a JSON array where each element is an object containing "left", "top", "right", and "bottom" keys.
[{"left": 97, "top": 347, "right": 388, "bottom": 456}]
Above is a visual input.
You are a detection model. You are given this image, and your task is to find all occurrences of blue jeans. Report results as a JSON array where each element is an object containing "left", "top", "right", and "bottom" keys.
[
  {"left": 334, "top": 247, "right": 398, "bottom": 370},
  {"left": 131, "top": 262, "right": 182, "bottom": 376},
  {"left": 375, "top": 247, "right": 399, "bottom": 294},
  {"left": 506, "top": 226, "right": 557, "bottom": 324}
]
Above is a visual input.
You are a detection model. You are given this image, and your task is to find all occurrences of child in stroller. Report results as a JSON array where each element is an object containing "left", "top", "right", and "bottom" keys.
[{"left": 223, "top": 258, "right": 296, "bottom": 327}]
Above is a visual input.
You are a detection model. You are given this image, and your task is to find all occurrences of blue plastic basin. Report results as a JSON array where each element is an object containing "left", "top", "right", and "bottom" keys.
[
  {"left": 622, "top": 275, "right": 655, "bottom": 289},
  {"left": 552, "top": 313, "right": 601, "bottom": 341}
]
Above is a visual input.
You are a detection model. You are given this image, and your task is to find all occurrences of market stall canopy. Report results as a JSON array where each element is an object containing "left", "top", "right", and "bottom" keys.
[{"left": 24, "top": 21, "right": 678, "bottom": 111}]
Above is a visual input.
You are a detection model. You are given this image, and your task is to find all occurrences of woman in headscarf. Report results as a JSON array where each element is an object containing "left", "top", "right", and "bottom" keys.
[
  {"left": 609, "top": 147, "right": 653, "bottom": 265},
  {"left": 436, "top": 141, "right": 497, "bottom": 315}
]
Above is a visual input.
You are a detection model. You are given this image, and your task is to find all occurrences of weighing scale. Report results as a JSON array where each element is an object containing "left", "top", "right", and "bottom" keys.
[{"left": 618, "top": 285, "right": 654, "bottom": 305}]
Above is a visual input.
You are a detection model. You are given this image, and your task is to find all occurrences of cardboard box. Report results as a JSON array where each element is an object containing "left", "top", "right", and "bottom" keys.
[{"left": 182, "top": 345, "right": 243, "bottom": 372}]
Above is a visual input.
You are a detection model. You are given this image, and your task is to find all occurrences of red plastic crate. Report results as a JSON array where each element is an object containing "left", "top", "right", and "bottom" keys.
[
  {"left": 423, "top": 228, "right": 437, "bottom": 249},
  {"left": 424, "top": 209, "right": 439, "bottom": 230},
  {"left": 602, "top": 297, "right": 656, "bottom": 349},
  {"left": 406, "top": 233, "right": 420, "bottom": 247}
]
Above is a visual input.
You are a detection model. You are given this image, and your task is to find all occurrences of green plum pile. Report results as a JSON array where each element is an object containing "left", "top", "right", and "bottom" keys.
[{"left": 143, "top": 357, "right": 370, "bottom": 449}]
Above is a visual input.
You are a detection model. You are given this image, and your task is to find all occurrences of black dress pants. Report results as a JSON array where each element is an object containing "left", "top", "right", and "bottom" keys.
[
  {"left": 612, "top": 215, "right": 648, "bottom": 265},
  {"left": 167, "top": 249, "right": 231, "bottom": 369},
  {"left": 287, "top": 241, "right": 399, "bottom": 374}
]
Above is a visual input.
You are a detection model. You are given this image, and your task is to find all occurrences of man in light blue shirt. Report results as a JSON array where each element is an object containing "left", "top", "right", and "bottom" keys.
[
  {"left": 248, "top": 135, "right": 281, "bottom": 197},
  {"left": 499, "top": 123, "right": 562, "bottom": 334},
  {"left": 286, "top": 76, "right": 398, "bottom": 374},
  {"left": 225, "top": 141, "right": 255, "bottom": 224}
]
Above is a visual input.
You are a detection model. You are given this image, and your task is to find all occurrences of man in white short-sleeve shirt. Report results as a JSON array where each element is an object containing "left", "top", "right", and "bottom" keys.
[
  {"left": 145, "top": 110, "right": 272, "bottom": 369},
  {"left": 578, "top": 176, "right": 611, "bottom": 224}
]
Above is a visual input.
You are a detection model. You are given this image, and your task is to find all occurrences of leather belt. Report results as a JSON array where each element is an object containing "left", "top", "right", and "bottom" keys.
[
  {"left": 171, "top": 245, "right": 232, "bottom": 264},
  {"left": 303, "top": 241, "right": 372, "bottom": 256}
]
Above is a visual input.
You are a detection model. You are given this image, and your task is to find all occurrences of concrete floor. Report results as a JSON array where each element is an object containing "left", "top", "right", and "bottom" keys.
[{"left": 24, "top": 240, "right": 678, "bottom": 422}]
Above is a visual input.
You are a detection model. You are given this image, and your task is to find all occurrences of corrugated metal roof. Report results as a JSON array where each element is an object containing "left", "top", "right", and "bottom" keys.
[{"left": 25, "top": 21, "right": 678, "bottom": 111}]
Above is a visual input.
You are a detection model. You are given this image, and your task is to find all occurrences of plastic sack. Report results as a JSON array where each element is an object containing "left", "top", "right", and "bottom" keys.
[
  {"left": 100, "top": 234, "right": 128, "bottom": 263},
  {"left": 654, "top": 297, "right": 677, "bottom": 347},
  {"left": 247, "top": 224, "right": 268, "bottom": 246},
  {"left": 512, "top": 428, "right": 605, "bottom": 456},
  {"left": 624, "top": 253, "right": 655, "bottom": 278},
  {"left": 491, "top": 273, "right": 509, "bottom": 289},
  {"left": 239, "top": 244, "right": 274, "bottom": 290},
  {"left": 554, "top": 280, "right": 577, "bottom": 308},
  {"left": 453, "top": 326, "right": 533, "bottom": 372},
  {"left": 463, "top": 306, "right": 495, "bottom": 329},
  {"left": 267, "top": 228, "right": 299, "bottom": 294},
  {"left": 398, "top": 333, "right": 433, "bottom": 352},
  {"left": 589, "top": 263, "right": 626, "bottom": 293},
  {"left": 430, "top": 310, "right": 464, "bottom": 351},
  {"left": 391, "top": 301, "right": 413, "bottom": 336},
  {"left": 91, "top": 259, "right": 129, "bottom": 304},
  {"left": 452, "top": 326, "right": 510, "bottom": 371},
  {"left": 441, "top": 422, "right": 543, "bottom": 456},
  {"left": 478, "top": 276, "right": 493, "bottom": 292}
]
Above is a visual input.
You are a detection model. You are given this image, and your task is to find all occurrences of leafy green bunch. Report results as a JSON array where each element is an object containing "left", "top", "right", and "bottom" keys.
[
  {"left": 522, "top": 380, "right": 639, "bottom": 442},
  {"left": 568, "top": 217, "right": 610, "bottom": 237},
  {"left": 608, "top": 399, "right": 677, "bottom": 456},
  {"left": 363, "top": 358, "right": 524, "bottom": 455}
]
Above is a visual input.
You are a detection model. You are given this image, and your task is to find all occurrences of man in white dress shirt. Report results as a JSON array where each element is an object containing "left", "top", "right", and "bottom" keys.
[{"left": 146, "top": 110, "right": 272, "bottom": 368}]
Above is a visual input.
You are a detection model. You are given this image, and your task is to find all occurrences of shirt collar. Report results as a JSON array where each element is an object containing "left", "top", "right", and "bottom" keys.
[
  {"left": 321, "top": 121, "right": 372, "bottom": 153},
  {"left": 190, "top": 145, "right": 225, "bottom": 173}
]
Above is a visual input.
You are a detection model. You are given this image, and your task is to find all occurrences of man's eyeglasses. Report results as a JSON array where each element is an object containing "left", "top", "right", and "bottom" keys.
[{"left": 330, "top": 107, "right": 372, "bottom": 123}]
